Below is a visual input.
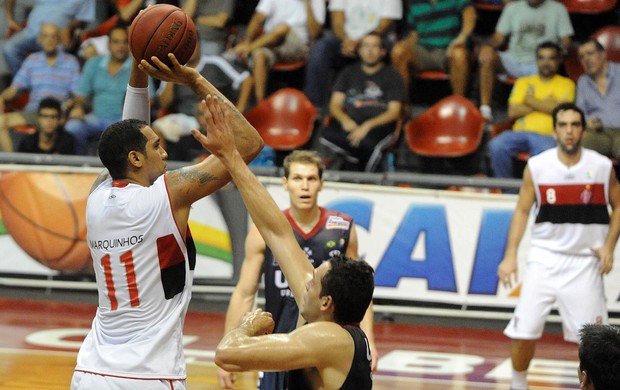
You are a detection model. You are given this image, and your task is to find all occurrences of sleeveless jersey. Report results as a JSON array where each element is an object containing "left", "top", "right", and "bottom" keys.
[
  {"left": 287, "top": 325, "right": 373, "bottom": 390},
  {"left": 528, "top": 147, "right": 612, "bottom": 255},
  {"left": 263, "top": 207, "right": 353, "bottom": 334},
  {"left": 258, "top": 208, "right": 353, "bottom": 390},
  {"left": 75, "top": 175, "right": 196, "bottom": 379}
]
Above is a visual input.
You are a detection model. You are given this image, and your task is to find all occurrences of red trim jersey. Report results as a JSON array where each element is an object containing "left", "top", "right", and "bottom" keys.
[
  {"left": 75, "top": 175, "right": 196, "bottom": 380},
  {"left": 529, "top": 147, "right": 612, "bottom": 255}
]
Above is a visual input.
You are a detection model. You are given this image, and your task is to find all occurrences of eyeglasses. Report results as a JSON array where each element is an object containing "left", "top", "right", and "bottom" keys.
[{"left": 38, "top": 113, "right": 60, "bottom": 119}]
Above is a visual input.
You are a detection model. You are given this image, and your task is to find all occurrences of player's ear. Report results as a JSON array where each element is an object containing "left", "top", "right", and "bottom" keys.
[
  {"left": 320, "top": 295, "right": 333, "bottom": 312},
  {"left": 127, "top": 150, "right": 143, "bottom": 168},
  {"left": 578, "top": 368, "right": 592, "bottom": 389}
]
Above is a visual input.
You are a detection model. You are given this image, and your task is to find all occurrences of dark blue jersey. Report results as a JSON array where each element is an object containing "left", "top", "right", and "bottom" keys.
[
  {"left": 263, "top": 207, "right": 353, "bottom": 334},
  {"left": 259, "top": 208, "right": 353, "bottom": 390}
]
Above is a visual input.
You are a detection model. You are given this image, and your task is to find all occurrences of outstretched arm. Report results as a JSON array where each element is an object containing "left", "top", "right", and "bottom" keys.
[
  {"left": 139, "top": 55, "right": 263, "bottom": 213},
  {"left": 193, "top": 96, "right": 313, "bottom": 310}
]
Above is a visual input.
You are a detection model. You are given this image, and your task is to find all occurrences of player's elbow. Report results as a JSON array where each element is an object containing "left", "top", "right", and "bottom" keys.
[
  {"left": 215, "top": 347, "right": 245, "bottom": 371},
  {"left": 242, "top": 133, "right": 264, "bottom": 164}
]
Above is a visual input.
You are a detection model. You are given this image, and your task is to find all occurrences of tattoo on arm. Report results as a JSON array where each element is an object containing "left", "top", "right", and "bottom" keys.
[{"left": 170, "top": 166, "right": 223, "bottom": 187}]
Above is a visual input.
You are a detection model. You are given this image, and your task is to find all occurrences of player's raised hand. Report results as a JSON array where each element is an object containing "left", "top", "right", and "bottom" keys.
[
  {"left": 191, "top": 95, "right": 235, "bottom": 158},
  {"left": 139, "top": 53, "right": 199, "bottom": 85}
]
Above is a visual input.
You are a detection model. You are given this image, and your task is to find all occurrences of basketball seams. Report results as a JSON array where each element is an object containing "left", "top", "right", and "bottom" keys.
[
  {"left": 131, "top": 5, "right": 179, "bottom": 63},
  {"left": 144, "top": 9, "right": 181, "bottom": 62},
  {"left": 129, "top": 4, "right": 196, "bottom": 66}
]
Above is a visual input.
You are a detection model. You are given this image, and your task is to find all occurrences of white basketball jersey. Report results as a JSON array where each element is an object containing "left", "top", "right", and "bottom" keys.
[
  {"left": 75, "top": 175, "right": 194, "bottom": 379},
  {"left": 529, "top": 148, "right": 612, "bottom": 255}
]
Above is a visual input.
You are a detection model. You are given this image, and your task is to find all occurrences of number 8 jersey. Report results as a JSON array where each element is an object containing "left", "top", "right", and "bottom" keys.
[
  {"left": 75, "top": 175, "right": 196, "bottom": 380},
  {"left": 529, "top": 147, "right": 612, "bottom": 255}
]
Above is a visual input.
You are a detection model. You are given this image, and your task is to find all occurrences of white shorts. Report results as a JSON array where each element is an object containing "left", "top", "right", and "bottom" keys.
[
  {"left": 504, "top": 247, "right": 608, "bottom": 343},
  {"left": 71, "top": 371, "right": 186, "bottom": 390}
]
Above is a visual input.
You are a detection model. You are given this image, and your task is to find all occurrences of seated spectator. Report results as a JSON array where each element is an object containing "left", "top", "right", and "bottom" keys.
[
  {"left": 0, "top": 23, "right": 80, "bottom": 152},
  {"left": 17, "top": 97, "right": 75, "bottom": 155},
  {"left": 304, "top": 0, "right": 402, "bottom": 111},
  {"left": 319, "top": 32, "right": 404, "bottom": 171},
  {"left": 225, "top": 0, "right": 326, "bottom": 111},
  {"left": 477, "top": 0, "right": 573, "bottom": 121},
  {"left": 578, "top": 324, "right": 620, "bottom": 390},
  {"left": 391, "top": 0, "right": 476, "bottom": 99},
  {"left": 3, "top": 0, "right": 95, "bottom": 75},
  {"left": 488, "top": 41, "right": 575, "bottom": 181},
  {"left": 66, "top": 25, "right": 149, "bottom": 155},
  {"left": 182, "top": 0, "right": 234, "bottom": 56},
  {"left": 576, "top": 38, "right": 620, "bottom": 160}
]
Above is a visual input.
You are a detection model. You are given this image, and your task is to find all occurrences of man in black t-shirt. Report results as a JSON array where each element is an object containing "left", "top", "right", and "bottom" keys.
[
  {"left": 18, "top": 97, "right": 75, "bottom": 155},
  {"left": 319, "top": 32, "right": 404, "bottom": 171}
]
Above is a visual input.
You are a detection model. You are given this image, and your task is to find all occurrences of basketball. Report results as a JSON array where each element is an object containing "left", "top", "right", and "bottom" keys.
[
  {"left": 128, "top": 4, "right": 197, "bottom": 67},
  {"left": 0, "top": 172, "right": 97, "bottom": 272}
]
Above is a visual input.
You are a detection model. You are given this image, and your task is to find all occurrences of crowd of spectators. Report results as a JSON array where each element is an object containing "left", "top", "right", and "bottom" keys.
[{"left": 0, "top": 0, "right": 619, "bottom": 184}]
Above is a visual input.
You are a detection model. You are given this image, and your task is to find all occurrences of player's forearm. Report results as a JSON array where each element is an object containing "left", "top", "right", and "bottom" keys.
[
  {"left": 189, "top": 76, "right": 263, "bottom": 158},
  {"left": 218, "top": 150, "right": 311, "bottom": 304},
  {"left": 504, "top": 209, "right": 528, "bottom": 258}
]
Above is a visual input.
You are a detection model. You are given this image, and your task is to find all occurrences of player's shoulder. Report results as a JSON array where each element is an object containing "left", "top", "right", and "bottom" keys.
[{"left": 322, "top": 208, "right": 354, "bottom": 227}]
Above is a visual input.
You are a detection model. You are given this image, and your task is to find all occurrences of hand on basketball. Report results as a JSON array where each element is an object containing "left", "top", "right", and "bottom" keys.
[
  {"left": 592, "top": 246, "right": 614, "bottom": 275},
  {"left": 497, "top": 257, "right": 518, "bottom": 289},
  {"left": 241, "top": 309, "right": 275, "bottom": 336},
  {"left": 138, "top": 53, "right": 200, "bottom": 85}
]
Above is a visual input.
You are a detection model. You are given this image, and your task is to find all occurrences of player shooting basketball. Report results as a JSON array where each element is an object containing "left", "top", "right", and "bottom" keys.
[{"left": 71, "top": 46, "right": 263, "bottom": 389}]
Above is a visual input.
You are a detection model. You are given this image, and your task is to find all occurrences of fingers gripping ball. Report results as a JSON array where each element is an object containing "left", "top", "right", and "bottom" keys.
[
  {"left": 0, "top": 172, "right": 97, "bottom": 272},
  {"left": 128, "top": 4, "right": 197, "bottom": 67}
]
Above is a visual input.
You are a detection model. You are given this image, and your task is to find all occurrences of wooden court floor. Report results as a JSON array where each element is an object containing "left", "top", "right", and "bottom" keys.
[{"left": 0, "top": 297, "right": 581, "bottom": 389}]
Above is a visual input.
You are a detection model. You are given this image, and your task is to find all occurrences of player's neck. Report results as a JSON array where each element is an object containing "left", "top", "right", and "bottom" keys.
[
  {"left": 557, "top": 147, "right": 582, "bottom": 167},
  {"left": 291, "top": 206, "right": 321, "bottom": 232}
]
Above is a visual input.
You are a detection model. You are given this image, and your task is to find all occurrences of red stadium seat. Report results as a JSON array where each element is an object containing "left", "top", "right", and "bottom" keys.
[
  {"left": 406, "top": 95, "right": 485, "bottom": 157},
  {"left": 560, "top": 0, "right": 617, "bottom": 14},
  {"left": 244, "top": 88, "right": 317, "bottom": 150}
]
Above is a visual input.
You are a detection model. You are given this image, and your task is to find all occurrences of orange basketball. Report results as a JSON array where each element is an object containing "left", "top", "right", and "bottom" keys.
[
  {"left": 0, "top": 172, "right": 97, "bottom": 272},
  {"left": 128, "top": 4, "right": 197, "bottom": 67}
]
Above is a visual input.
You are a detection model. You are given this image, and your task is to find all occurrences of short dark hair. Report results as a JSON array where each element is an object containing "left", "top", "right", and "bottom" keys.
[
  {"left": 579, "top": 324, "right": 620, "bottom": 389},
  {"left": 552, "top": 102, "right": 586, "bottom": 129},
  {"left": 38, "top": 97, "right": 62, "bottom": 115},
  {"left": 108, "top": 23, "right": 128, "bottom": 38},
  {"left": 362, "top": 31, "right": 386, "bottom": 49},
  {"left": 536, "top": 41, "right": 562, "bottom": 57},
  {"left": 580, "top": 38, "right": 605, "bottom": 53},
  {"left": 320, "top": 255, "right": 374, "bottom": 324},
  {"left": 98, "top": 119, "right": 149, "bottom": 179},
  {"left": 283, "top": 150, "right": 325, "bottom": 179}
]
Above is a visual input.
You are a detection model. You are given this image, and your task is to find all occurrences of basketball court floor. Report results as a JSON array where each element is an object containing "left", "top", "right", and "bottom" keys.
[{"left": 0, "top": 295, "right": 582, "bottom": 389}]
